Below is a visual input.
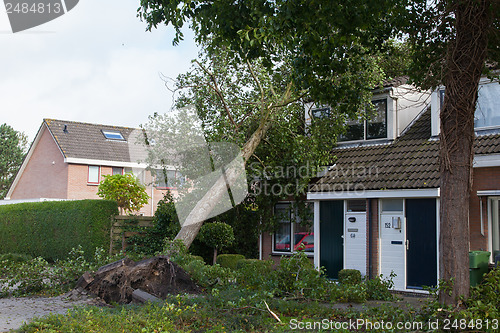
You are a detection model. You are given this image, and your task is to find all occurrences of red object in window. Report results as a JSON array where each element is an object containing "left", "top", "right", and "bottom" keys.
[{"left": 275, "top": 232, "right": 314, "bottom": 252}]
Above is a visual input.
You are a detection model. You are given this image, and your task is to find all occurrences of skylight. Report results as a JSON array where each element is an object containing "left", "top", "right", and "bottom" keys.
[{"left": 102, "top": 130, "right": 125, "bottom": 141}]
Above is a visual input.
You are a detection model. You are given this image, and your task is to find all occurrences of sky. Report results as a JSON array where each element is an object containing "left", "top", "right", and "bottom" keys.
[{"left": 0, "top": 0, "right": 199, "bottom": 141}]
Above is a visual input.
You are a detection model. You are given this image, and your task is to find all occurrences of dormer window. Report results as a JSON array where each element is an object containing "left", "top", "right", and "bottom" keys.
[
  {"left": 474, "top": 82, "right": 500, "bottom": 129},
  {"left": 102, "top": 130, "right": 125, "bottom": 141},
  {"left": 311, "top": 107, "right": 330, "bottom": 119},
  {"left": 340, "top": 99, "right": 387, "bottom": 141}
]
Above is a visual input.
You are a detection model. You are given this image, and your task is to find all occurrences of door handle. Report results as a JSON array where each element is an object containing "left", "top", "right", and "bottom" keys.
[{"left": 406, "top": 240, "right": 409, "bottom": 250}]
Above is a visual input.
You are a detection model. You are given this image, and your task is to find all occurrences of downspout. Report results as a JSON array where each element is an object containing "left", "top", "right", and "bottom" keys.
[
  {"left": 151, "top": 183, "right": 154, "bottom": 216},
  {"left": 368, "top": 198, "right": 373, "bottom": 280}
]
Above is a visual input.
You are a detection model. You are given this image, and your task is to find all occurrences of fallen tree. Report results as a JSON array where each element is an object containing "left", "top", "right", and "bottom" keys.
[{"left": 76, "top": 256, "right": 201, "bottom": 304}]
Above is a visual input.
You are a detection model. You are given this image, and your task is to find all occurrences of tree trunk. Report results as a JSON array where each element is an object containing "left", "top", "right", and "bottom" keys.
[
  {"left": 439, "top": 0, "right": 490, "bottom": 305},
  {"left": 174, "top": 120, "right": 271, "bottom": 248},
  {"left": 213, "top": 248, "right": 218, "bottom": 265}
]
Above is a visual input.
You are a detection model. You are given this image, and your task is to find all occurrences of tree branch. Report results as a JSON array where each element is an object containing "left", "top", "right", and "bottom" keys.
[{"left": 194, "top": 60, "right": 237, "bottom": 129}]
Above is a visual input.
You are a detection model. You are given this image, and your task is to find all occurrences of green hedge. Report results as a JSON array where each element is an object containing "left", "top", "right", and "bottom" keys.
[
  {"left": 0, "top": 200, "right": 118, "bottom": 261},
  {"left": 217, "top": 254, "right": 245, "bottom": 270},
  {"left": 338, "top": 269, "right": 362, "bottom": 285},
  {"left": 236, "top": 259, "right": 273, "bottom": 272}
]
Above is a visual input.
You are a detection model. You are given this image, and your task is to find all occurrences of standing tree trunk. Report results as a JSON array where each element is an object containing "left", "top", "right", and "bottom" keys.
[
  {"left": 439, "top": 0, "right": 491, "bottom": 305},
  {"left": 213, "top": 247, "right": 218, "bottom": 265}
]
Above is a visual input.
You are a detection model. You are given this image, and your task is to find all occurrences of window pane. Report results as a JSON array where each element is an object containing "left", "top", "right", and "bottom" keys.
[
  {"left": 88, "top": 166, "right": 99, "bottom": 183},
  {"left": 492, "top": 200, "right": 500, "bottom": 259},
  {"left": 102, "top": 130, "right": 125, "bottom": 140},
  {"left": 312, "top": 107, "right": 330, "bottom": 119},
  {"left": 347, "top": 199, "right": 366, "bottom": 212},
  {"left": 274, "top": 203, "right": 292, "bottom": 252},
  {"left": 340, "top": 117, "right": 364, "bottom": 141},
  {"left": 367, "top": 99, "right": 387, "bottom": 139},
  {"left": 112, "top": 167, "right": 123, "bottom": 175},
  {"left": 294, "top": 224, "right": 314, "bottom": 252},
  {"left": 154, "top": 169, "right": 178, "bottom": 188},
  {"left": 381, "top": 199, "right": 404, "bottom": 212},
  {"left": 475, "top": 83, "right": 500, "bottom": 128}
]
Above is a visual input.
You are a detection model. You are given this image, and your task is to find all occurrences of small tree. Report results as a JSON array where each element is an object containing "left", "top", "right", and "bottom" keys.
[
  {"left": 199, "top": 222, "right": 235, "bottom": 265},
  {"left": 97, "top": 173, "right": 149, "bottom": 214},
  {"left": 0, "top": 123, "right": 27, "bottom": 199}
]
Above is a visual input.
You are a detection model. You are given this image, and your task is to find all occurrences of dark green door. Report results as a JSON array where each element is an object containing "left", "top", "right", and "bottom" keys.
[
  {"left": 320, "top": 201, "right": 344, "bottom": 279},
  {"left": 406, "top": 198, "right": 437, "bottom": 289}
]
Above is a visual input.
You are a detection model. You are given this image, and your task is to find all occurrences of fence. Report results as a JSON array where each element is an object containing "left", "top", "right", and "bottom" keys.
[{"left": 110, "top": 215, "right": 154, "bottom": 255}]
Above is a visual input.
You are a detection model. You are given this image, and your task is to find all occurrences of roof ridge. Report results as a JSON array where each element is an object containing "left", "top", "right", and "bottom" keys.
[{"left": 43, "top": 118, "right": 139, "bottom": 131}]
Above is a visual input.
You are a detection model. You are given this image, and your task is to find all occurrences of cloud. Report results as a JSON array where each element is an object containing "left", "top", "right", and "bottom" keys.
[{"left": 0, "top": 0, "right": 198, "bottom": 140}]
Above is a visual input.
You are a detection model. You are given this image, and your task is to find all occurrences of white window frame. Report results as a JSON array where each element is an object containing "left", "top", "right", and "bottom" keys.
[
  {"left": 488, "top": 197, "right": 500, "bottom": 263},
  {"left": 88, "top": 165, "right": 100, "bottom": 185},
  {"left": 102, "top": 130, "right": 125, "bottom": 141},
  {"left": 339, "top": 98, "right": 389, "bottom": 142}
]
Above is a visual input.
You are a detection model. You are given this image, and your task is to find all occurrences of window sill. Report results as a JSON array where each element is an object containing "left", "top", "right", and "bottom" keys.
[
  {"left": 271, "top": 251, "right": 314, "bottom": 257},
  {"left": 87, "top": 183, "right": 99, "bottom": 186}
]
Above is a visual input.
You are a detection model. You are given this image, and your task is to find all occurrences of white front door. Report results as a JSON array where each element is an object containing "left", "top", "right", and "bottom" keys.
[
  {"left": 344, "top": 212, "right": 367, "bottom": 276},
  {"left": 379, "top": 199, "right": 405, "bottom": 290}
]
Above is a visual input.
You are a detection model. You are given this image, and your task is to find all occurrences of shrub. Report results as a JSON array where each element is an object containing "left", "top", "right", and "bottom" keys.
[
  {"left": 235, "top": 259, "right": 274, "bottom": 290},
  {"left": 0, "top": 246, "right": 112, "bottom": 297},
  {"left": 0, "top": 200, "right": 118, "bottom": 261},
  {"left": 97, "top": 173, "right": 149, "bottom": 214},
  {"left": 365, "top": 273, "right": 395, "bottom": 301},
  {"left": 466, "top": 267, "right": 500, "bottom": 319},
  {"left": 274, "top": 252, "right": 327, "bottom": 298},
  {"left": 338, "top": 269, "right": 362, "bottom": 285},
  {"left": 0, "top": 253, "right": 32, "bottom": 263},
  {"left": 127, "top": 192, "right": 180, "bottom": 256},
  {"left": 183, "top": 260, "right": 236, "bottom": 288},
  {"left": 217, "top": 254, "right": 245, "bottom": 269},
  {"left": 199, "top": 222, "right": 235, "bottom": 265}
]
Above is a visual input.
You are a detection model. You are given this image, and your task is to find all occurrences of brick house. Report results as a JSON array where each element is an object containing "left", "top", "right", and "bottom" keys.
[
  {"left": 260, "top": 77, "right": 500, "bottom": 292},
  {"left": 4, "top": 119, "right": 175, "bottom": 216}
]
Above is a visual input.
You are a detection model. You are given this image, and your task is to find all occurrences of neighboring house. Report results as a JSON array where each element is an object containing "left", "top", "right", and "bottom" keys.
[
  {"left": 4, "top": 119, "right": 176, "bottom": 216},
  {"left": 260, "top": 77, "right": 500, "bottom": 292}
]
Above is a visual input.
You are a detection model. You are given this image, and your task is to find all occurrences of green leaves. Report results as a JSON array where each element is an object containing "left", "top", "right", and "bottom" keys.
[
  {"left": 199, "top": 221, "right": 235, "bottom": 251},
  {"left": 0, "top": 123, "right": 27, "bottom": 199},
  {"left": 97, "top": 173, "right": 149, "bottom": 214}
]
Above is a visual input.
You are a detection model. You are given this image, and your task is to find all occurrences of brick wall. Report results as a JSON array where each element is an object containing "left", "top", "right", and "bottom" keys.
[
  {"left": 10, "top": 125, "right": 68, "bottom": 199},
  {"left": 367, "top": 198, "right": 380, "bottom": 278},
  {"left": 67, "top": 165, "right": 172, "bottom": 216}
]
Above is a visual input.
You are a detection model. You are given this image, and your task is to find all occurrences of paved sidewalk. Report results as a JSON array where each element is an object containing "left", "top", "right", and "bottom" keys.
[{"left": 0, "top": 292, "right": 94, "bottom": 332}]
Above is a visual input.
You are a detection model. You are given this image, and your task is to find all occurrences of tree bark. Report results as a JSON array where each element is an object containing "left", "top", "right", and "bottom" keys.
[
  {"left": 439, "top": 0, "right": 491, "bottom": 305},
  {"left": 174, "top": 120, "right": 272, "bottom": 249}
]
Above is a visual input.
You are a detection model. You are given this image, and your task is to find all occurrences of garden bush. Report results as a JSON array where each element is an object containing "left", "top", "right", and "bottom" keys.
[
  {"left": 199, "top": 222, "right": 235, "bottom": 264},
  {"left": 274, "top": 252, "right": 328, "bottom": 298},
  {"left": 0, "top": 253, "right": 32, "bottom": 263},
  {"left": 0, "top": 246, "right": 112, "bottom": 297},
  {"left": 217, "top": 254, "right": 245, "bottom": 269},
  {"left": 126, "top": 192, "right": 180, "bottom": 256},
  {"left": 0, "top": 200, "right": 118, "bottom": 261},
  {"left": 338, "top": 269, "right": 362, "bottom": 285},
  {"left": 235, "top": 259, "right": 274, "bottom": 290},
  {"left": 365, "top": 273, "right": 395, "bottom": 301}
]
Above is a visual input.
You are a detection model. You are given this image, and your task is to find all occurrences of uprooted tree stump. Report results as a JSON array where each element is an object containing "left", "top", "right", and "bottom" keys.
[{"left": 76, "top": 256, "right": 202, "bottom": 304}]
